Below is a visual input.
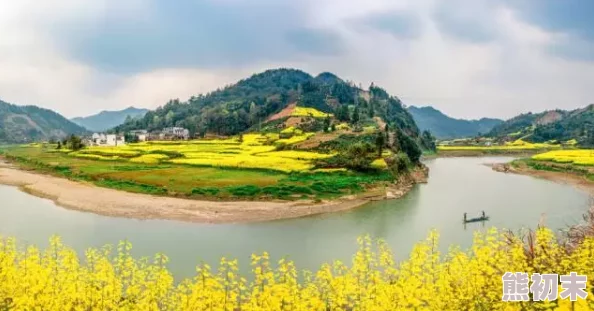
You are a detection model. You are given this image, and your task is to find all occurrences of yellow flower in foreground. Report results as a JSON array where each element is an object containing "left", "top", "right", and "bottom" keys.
[{"left": 1, "top": 228, "right": 593, "bottom": 310}]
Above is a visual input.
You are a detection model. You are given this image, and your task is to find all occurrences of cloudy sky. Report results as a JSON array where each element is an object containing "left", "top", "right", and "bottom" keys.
[{"left": 1, "top": 0, "right": 593, "bottom": 120}]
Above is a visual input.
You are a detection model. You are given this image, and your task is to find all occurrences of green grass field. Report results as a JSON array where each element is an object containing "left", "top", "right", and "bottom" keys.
[{"left": 0, "top": 145, "right": 393, "bottom": 201}]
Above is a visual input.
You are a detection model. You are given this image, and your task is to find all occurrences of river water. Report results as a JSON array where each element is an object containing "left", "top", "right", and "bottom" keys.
[{"left": 0, "top": 157, "right": 590, "bottom": 279}]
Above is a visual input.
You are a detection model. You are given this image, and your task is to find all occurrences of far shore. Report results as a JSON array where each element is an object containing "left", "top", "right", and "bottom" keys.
[
  {"left": 433, "top": 149, "right": 544, "bottom": 158},
  {"left": 489, "top": 162, "right": 594, "bottom": 196},
  {"left": 0, "top": 158, "right": 425, "bottom": 224}
]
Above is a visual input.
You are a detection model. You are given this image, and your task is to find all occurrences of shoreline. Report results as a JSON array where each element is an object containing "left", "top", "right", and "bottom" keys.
[
  {"left": 0, "top": 159, "right": 426, "bottom": 224},
  {"left": 489, "top": 162, "right": 594, "bottom": 195}
]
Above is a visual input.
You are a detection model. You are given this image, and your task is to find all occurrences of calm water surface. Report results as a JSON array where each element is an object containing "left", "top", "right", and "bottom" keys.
[{"left": 0, "top": 157, "right": 589, "bottom": 278}]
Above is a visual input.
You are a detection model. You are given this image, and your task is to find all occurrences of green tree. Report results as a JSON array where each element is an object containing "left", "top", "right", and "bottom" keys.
[
  {"left": 398, "top": 133, "right": 421, "bottom": 163},
  {"left": 375, "top": 131, "right": 385, "bottom": 157},
  {"left": 420, "top": 130, "right": 436, "bottom": 151},
  {"left": 386, "top": 152, "right": 412, "bottom": 176},
  {"left": 343, "top": 142, "right": 374, "bottom": 171},
  {"left": 314, "top": 142, "right": 375, "bottom": 172},
  {"left": 352, "top": 106, "right": 360, "bottom": 124},
  {"left": 323, "top": 117, "right": 331, "bottom": 133},
  {"left": 124, "top": 133, "right": 139, "bottom": 144},
  {"left": 336, "top": 105, "right": 350, "bottom": 122},
  {"left": 66, "top": 134, "right": 84, "bottom": 151},
  {"left": 368, "top": 103, "right": 374, "bottom": 118}
]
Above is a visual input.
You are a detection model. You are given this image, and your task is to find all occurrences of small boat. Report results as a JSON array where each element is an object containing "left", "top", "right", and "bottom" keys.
[{"left": 463, "top": 212, "right": 489, "bottom": 223}]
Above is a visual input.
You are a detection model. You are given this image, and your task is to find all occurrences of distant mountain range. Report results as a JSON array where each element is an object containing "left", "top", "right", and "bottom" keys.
[
  {"left": 71, "top": 107, "right": 148, "bottom": 132},
  {"left": 486, "top": 104, "right": 594, "bottom": 145},
  {"left": 407, "top": 106, "right": 503, "bottom": 139},
  {"left": 0, "top": 99, "right": 87, "bottom": 143}
]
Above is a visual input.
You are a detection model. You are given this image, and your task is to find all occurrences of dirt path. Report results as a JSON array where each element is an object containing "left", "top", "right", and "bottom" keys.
[
  {"left": 0, "top": 165, "right": 422, "bottom": 224},
  {"left": 489, "top": 162, "right": 594, "bottom": 196}
]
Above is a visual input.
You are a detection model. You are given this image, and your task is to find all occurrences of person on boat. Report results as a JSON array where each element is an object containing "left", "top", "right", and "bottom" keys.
[
  {"left": 464, "top": 213, "right": 467, "bottom": 222},
  {"left": 482, "top": 210, "right": 485, "bottom": 218}
]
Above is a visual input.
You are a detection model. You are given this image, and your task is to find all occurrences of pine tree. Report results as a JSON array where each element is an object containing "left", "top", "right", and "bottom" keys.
[{"left": 352, "top": 106, "right": 360, "bottom": 124}]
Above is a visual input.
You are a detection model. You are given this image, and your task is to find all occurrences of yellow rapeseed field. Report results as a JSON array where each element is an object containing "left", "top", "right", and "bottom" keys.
[
  {"left": 335, "top": 123, "right": 350, "bottom": 131},
  {"left": 256, "top": 151, "right": 335, "bottom": 160},
  {"left": 371, "top": 158, "right": 388, "bottom": 168},
  {"left": 438, "top": 139, "right": 561, "bottom": 151},
  {"left": 68, "top": 133, "right": 329, "bottom": 173},
  {"left": 1, "top": 228, "right": 593, "bottom": 310},
  {"left": 58, "top": 131, "right": 388, "bottom": 173},
  {"left": 292, "top": 106, "right": 332, "bottom": 118},
  {"left": 280, "top": 126, "right": 303, "bottom": 135},
  {"left": 275, "top": 133, "right": 315, "bottom": 145},
  {"left": 533, "top": 149, "right": 594, "bottom": 166}
]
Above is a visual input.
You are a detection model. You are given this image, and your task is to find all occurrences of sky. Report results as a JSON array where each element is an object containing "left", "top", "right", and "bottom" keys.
[{"left": 1, "top": 0, "right": 593, "bottom": 120}]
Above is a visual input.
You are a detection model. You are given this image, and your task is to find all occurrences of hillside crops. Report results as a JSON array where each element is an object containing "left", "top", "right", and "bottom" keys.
[
  {"left": 292, "top": 106, "right": 332, "bottom": 118},
  {"left": 533, "top": 149, "right": 594, "bottom": 166},
  {"left": 1, "top": 227, "right": 593, "bottom": 310},
  {"left": 65, "top": 134, "right": 331, "bottom": 173}
]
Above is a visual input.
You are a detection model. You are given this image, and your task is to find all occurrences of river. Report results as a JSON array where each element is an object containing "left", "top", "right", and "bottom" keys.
[{"left": 0, "top": 157, "right": 590, "bottom": 279}]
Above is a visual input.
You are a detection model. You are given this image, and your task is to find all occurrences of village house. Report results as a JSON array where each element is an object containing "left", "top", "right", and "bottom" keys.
[
  {"left": 129, "top": 130, "right": 148, "bottom": 142},
  {"left": 90, "top": 133, "right": 126, "bottom": 146},
  {"left": 161, "top": 127, "right": 190, "bottom": 140}
]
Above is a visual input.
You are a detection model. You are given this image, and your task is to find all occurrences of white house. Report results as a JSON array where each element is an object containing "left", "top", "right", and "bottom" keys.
[{"left": 91, "top": 133, "right": 125, "bottom": 146}]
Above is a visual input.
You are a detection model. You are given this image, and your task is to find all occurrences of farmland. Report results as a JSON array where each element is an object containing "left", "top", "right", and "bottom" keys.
[
  {"left": 436, "top": 138, "right": 562, "bottom": 156},
  {"left": 0, "top": 133, "right": 394, "bottom": 200},
  {"left": 515, "top": 149, "right": 594, "bottom": 182},
  {"left": 69, "top": 133, "right": 336, "bottom": 173},
  {"left": 493, "top": 149, "right": 594, "bottom": 187},
  {"left": 532, "top": 149, "right": 594, "bottom": 166}
]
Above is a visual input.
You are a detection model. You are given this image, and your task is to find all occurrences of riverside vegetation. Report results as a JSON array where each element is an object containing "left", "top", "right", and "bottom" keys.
[{"left": 2, "top": 219, "right": 594, "bottom": 310}]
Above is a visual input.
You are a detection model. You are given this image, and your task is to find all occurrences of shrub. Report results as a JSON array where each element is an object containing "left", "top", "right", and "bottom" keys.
[
  {"left": 225, "top": 185, "right": 261, "bottom": 197},
  {"left": 191, "top": 187, "right": 220, "bottom": 196},
  {"left": 385, "top": 152, "right": 412, "bottom": 176}
]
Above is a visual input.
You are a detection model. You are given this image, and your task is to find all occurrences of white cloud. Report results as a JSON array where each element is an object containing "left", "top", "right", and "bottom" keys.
[{"left": 0, "top": 0, "right": 592, "bottom": 121}]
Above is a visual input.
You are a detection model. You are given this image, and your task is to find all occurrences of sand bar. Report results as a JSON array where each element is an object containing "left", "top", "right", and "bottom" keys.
[{"left": 0, "top": 158, "right": 422, "bottom": 223}]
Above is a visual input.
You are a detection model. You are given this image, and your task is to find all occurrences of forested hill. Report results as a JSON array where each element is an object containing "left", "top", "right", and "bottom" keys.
[
  {"left": 0, "top": 99, "right": 87, "bottom": 143},
  {"left": 71, "top": 106, "right": 148, "bottom": 132},
  {"left": 486, "top": 104, "right": 594, "bottom": 146},
  {"left": 116, "top": 68, "right": 421, "bottom": 138},
  {"left": 408, "top": 106, "right": 502, "bottom": 139}
]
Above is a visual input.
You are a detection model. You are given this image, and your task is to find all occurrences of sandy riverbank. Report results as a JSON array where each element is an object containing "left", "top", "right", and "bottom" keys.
[
  {"left": 0, "top": 159, "right": 426, "bottom": 224},
  {"left": 490, "top": 162, "right": 594, "bottom": 195}
]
